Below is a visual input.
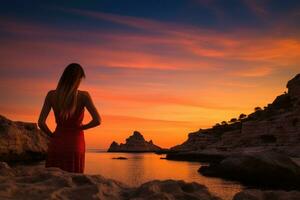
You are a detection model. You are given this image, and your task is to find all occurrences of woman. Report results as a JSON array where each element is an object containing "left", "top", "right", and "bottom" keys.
[{"left": 38, "top": 63, "right": 101, "bottom": 173}]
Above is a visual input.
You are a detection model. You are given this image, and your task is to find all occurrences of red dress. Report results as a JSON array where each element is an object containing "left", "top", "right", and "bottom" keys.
[{"left": 45, "top": 108, "right": 85, "bottom": 173}]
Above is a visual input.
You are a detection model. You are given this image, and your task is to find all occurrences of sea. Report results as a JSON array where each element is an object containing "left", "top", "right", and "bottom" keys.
[{"left": 85, "top": 150, "right": 244, "bottom": 200}]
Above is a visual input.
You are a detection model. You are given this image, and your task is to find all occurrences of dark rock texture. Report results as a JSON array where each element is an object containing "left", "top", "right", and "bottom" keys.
[
  {"left": 199, "top": 151, "right": 300, "bottom": 189},
  {"left": 233, "top": 189, "right": 300, "bottom": 200},
  {"left": 166, "top": 149, "right": 229, "bottom": 162},
  {"left": 0, "top": 115, "right": 50, "bottom": 162},
  {"left": 167, "top": 74, "right": 300, "bottom": 159},
  {"left": 108, "top": 131, "right": 162, "bottom": 152},
  {"left": 126, "top": 179, "right": 221, "bottom": 200},
  {"left": 112, "top": 157, "right": 128, "bottom": 160},
  {"left": 0, "top": 162, "right": 221, "bottom": 200},
  {"left": 287, "top": 73, "right": 300, "bottom": 101}
]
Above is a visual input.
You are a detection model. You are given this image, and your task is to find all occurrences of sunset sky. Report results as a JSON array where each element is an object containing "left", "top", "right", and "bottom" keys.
[{"left": 0, "top": 0, "right": 300, "bottom": 149}]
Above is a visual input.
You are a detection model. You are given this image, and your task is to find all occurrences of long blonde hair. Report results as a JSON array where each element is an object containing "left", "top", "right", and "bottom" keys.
[{"left": 56, "top": 63, "right": 86, "bottom": 121}]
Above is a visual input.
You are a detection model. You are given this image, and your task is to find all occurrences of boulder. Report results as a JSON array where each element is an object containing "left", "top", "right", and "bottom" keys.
[
  {"left": 0, "top": 162, "right": 221, "bottom": 200},
  {"left": 199, "top": 151, "right": 300, "bottom": 189},
  {"left": 0, "top": 115, "right": 50, "bottom": 162},
  {"left": 233, "top": 189, "right": 300, "bottom": 200},
  {"left": 126, "top": 179, "right": 221, "bottom": 200},
  {"left": 108, "top": 131, "right": 162, "bottom": 152},
  {"left": 0, "top": 161, "right": 127, "bottom": 200}
]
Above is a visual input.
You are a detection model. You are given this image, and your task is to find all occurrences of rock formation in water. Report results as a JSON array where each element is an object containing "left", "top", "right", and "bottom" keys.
[
  {"left": 108, "top": 131, "right": 162, "bottom": 152},
  {"left": 0, "top": 161, "right": 221, "bottom": 200},
  {"left": 233, "top": 189, "right": 300, "bottom": 200},
  {"left": 0, "top": 115, "right": 50, "bottom": 162},
  {"left": 199, "top": 151, "right": 300, "bottom": 189},
  {"left": 168, "top": 73, "right": 300, "bottom": 158}
]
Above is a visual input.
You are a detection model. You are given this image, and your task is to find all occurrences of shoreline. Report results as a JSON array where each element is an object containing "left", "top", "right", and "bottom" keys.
[{"left": 2, "top": 158, "right": 300, "bottom": 200}]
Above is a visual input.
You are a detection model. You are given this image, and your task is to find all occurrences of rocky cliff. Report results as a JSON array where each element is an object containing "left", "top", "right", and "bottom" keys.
[
  {"left": 169, "top": 73, "right": 300, "bottom": 157},
  {"left": 0, "top": 115, "right": 50, "bottom": 162},
  {"left": 108, "top": 131, "right": 162, "bottom": 152}
]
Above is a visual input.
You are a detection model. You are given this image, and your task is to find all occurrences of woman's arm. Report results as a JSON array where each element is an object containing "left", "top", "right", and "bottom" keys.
[
  {"left": 38, "top": 91, "right": 53, "bottom": 137},
  {"left": 80, "top": 91, "right": 101, "bottom": 130}
]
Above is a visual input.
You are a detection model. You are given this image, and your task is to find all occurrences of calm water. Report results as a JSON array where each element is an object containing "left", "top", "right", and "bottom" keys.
[{"left": 85, "top": 150, "right": 244, "bottom": 200}]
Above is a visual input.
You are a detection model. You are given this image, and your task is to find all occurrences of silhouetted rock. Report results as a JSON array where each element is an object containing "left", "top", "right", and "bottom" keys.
[
  {"left": 0, "top": 115, "right": 50, "bottom": 162},
  {"left": 168, "top": 73, "right": 300, "bottom": 158},
  {"left": 109, "top": 141, "right": 120, "bottom": 151},
  {"left": 107, "top": 131, "right": 162, "bottom": 152},
  {"left": 112, "top": 157, "right": 128, "bottom": 160},
  {"left": 171, "top": 131, "right": 218, "bottom": 152},
  {"left": 287, "top": 73, "right": 300, "bottom": 101},
  {"left": 126, "top": 179, "right": 221, "bottom": 200},
  {"left": 233, "top": 189, "right": 300, "bottom": 200},
  {"left": 0, "top": 162, "right": 14, "bottom": 176},
  {"left": 0, "top": 162, "right": 221, "bottom": 200},
  {"left": 154, "top": 149, "right": 173, "bottom": 154},
  {"left": 166, "top": 149, "right": 229, "bottom": 162},
  {"left": 199, "top": 151, "right": 300, "bottom": 189}
]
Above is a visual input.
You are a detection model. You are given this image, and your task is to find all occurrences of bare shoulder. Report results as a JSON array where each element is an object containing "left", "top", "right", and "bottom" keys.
[
  {"left": 44, "top": 90, "right": 55, "bottom": 105},
  {"left": 47, "top": 90, "right": 55, "bottom": 97},
  {"left": 78, "top": 90, "right": 89, "bottom": 96},
  {"left": 78, "top": 90, "right": 91, "bottom": 102}
]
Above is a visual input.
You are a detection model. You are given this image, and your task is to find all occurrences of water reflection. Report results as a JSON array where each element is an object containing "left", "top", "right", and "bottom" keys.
[{"left": 85, "top": 151, "right": 244, "bottom": 200}]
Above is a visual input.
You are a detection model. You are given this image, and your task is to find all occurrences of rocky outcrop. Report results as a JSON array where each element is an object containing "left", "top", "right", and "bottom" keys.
[
  {"left": 168, "top": 73, "right": 300, "bottom": 158},
  {"left": 0, "top": 162, "right": 221, "bottom": 200},
  {"left": 287, "top": 73, "right": 300, "bottom": 101},
  {"left": 108, "top": 131, "right": 162, "bottom": 152},
  {"left": 199, "top": 151, "right": 300, "bottom": 189},
  {"left": 208, "top": 110, "right": 300, "bottom": 156},
  {"left": 233, "top": 189, "right": 300, "bottom": 200},
  {"left": 171, "top": 131, "right": 219, "bottom": 152},
  {"left": 166, "top": 149, "right": 229, "bottom": 162},
  {"left": 0, "top": 115, "right": 50, "bottom": 162},
  {"left": 127, "top": 180, "right": 221, "bottom": 200},
  {"left": 112, "top": 157, "right": 128, "bottom": 160}
]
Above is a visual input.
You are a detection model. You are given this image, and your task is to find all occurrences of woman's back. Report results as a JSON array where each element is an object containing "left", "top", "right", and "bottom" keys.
[
  {"left": 45, "top": 90, "right": 93, "bottom": 173},
  {"left": 38, "top": 63, "right": 101, "bottom": 173},
  {"left": 50, "top": 90, "right": 86, "bottom": 129}
]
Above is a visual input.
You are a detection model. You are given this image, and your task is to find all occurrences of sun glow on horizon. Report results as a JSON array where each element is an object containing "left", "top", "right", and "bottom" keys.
[{"left": 0, "top": 1, "right": 299, "bottom": 149}]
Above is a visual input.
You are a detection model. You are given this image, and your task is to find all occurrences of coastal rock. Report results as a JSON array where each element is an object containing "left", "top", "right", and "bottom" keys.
[
  {"left": 287, "top": 73, "right": 300, "bottom": 101},
  {"left": 112, "top": 157, "right": 128, "bottom": 160},
  {"left": 0, "top": 162, "right": 221, "bottom": 200},
  {"left": 0, "top": 162, "right": 15, "bottom": 176},
  {"left": 168, "top": 73, "right": 300, "bottom": 158},
  {"left": 171, "top": 131, "right": 218, "bottom": 152},
  {"left": 199, "top": 151, "right": 300, "bottom": 189},
  {"left": 166, "top": 149, "right": 229, "bottom": 162},
  {"left": 108, "top": 131, "right": 162, "bottom": 152},
  {"left": 0, "top": 115, "right": 50, "bottom": 162},
  {"left": 233, "top": 189, "right": 300, "bottom": 200},
  {"left": 0, "top": 161, "right": 127, "bottom": 200},
  {"left": 127, "top": 179, "right": 221, "bottom": 200}
]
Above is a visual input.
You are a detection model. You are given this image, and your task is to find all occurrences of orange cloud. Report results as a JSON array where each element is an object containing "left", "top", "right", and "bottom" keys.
[
  {"left": 62, "top": 9, "right": 300, "bottom": 68},
  {"left": 229, "top": 66, "right": 274, "bottom": 77},
  {"left": 1, "top": 12, "right": 299, "bottom": 149}
]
